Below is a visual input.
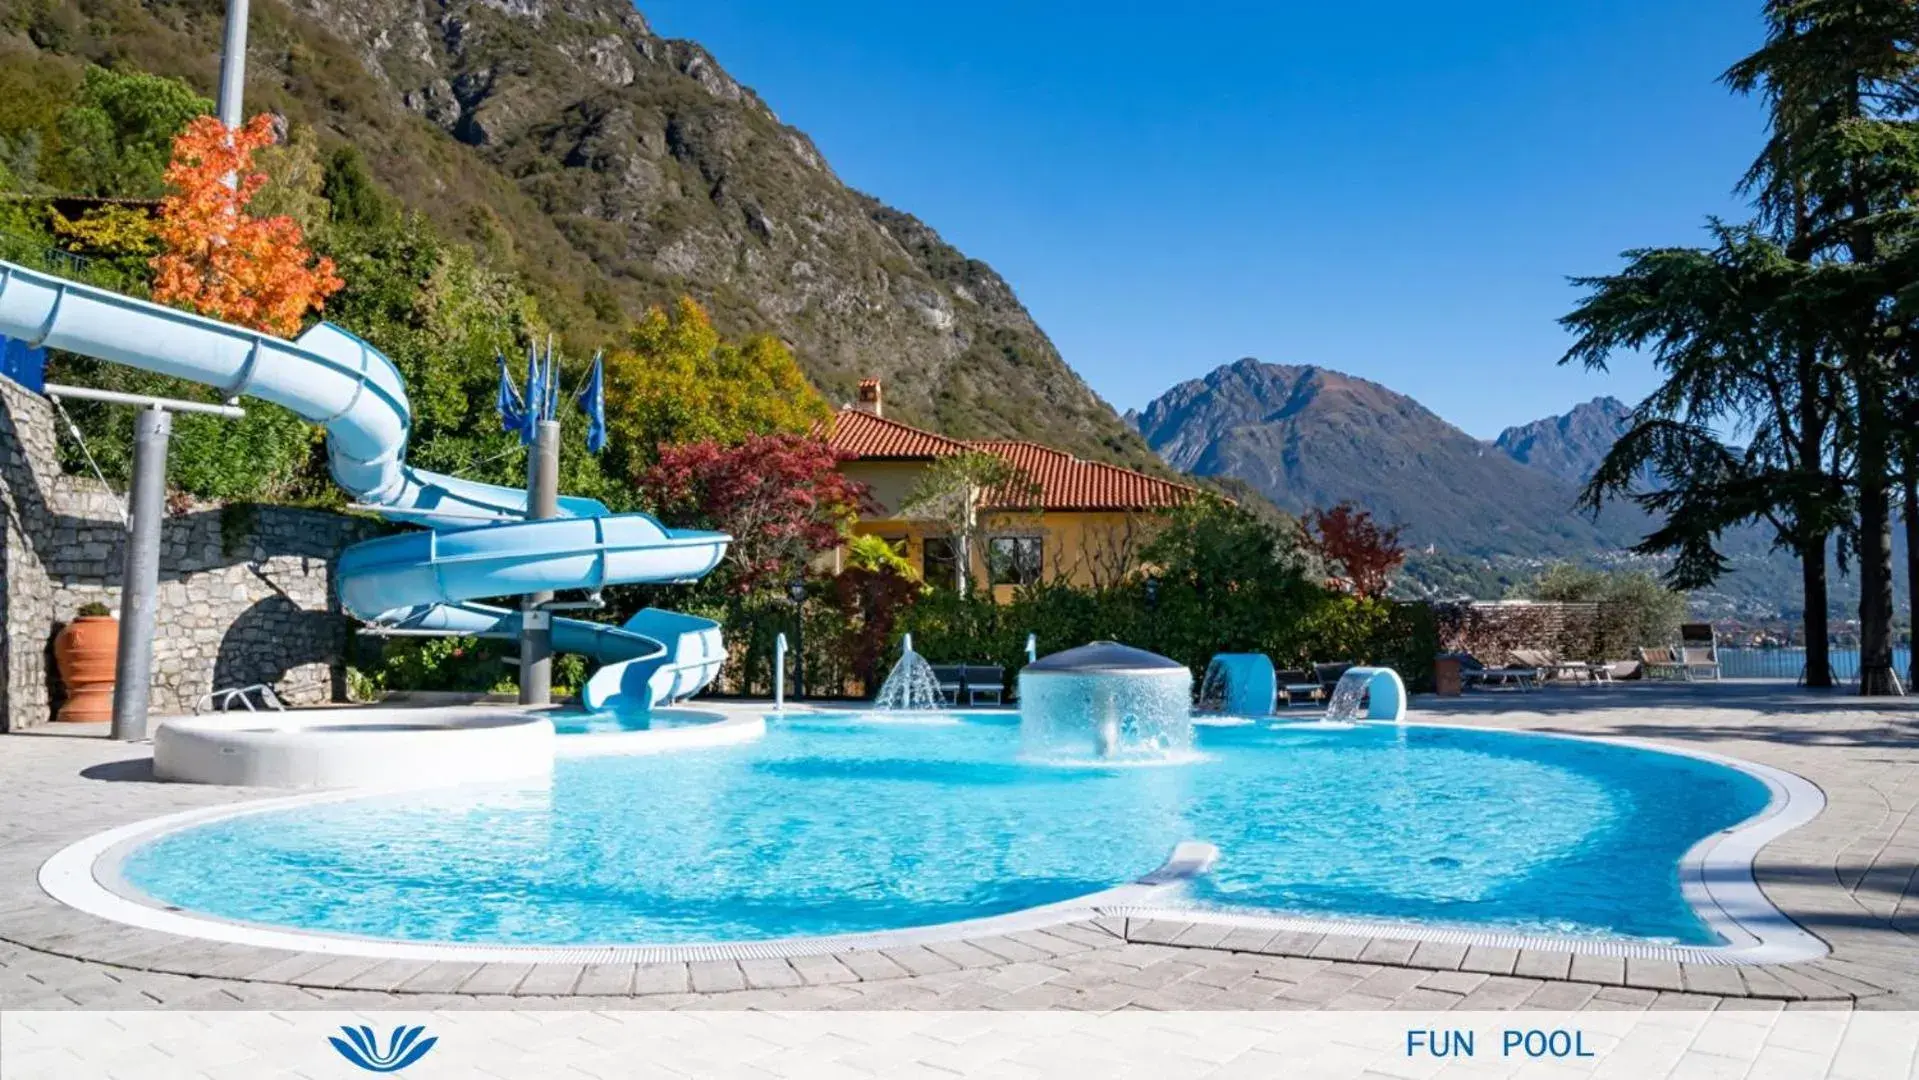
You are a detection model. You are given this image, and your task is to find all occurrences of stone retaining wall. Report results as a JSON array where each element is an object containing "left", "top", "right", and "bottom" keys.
[
  {"left": 1, "top": 375, "right": 373, "bottom": 731},
  {"left": 1434, "top": 600, "right": 1608, "bottom": 664}
]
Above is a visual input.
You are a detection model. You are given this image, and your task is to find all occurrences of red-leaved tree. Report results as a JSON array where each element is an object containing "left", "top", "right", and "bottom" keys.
[
  {"left": 643, "top": 433, "right": 874, "bottom": 594},
  {"left": 151, "top": 114, "right": 343, "bottom": 336},
  {"left": 1301, "top": 502, "right": 1406, "bottom": 599}
]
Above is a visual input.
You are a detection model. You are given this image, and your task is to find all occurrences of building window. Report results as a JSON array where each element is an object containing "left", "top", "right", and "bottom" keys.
[
  {"left": 987, "top": 535, "right": 1043, "bottom": 587},
  {"left": 922, "top": 536, "right": 960, "bottom": 590}
]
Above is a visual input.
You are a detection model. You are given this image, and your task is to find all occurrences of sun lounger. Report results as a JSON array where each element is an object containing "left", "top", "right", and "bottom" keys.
[
  {"left": 1313, "top": 662, "right": 1354, "bottom": 698},
  {"left": 1276, "top": 669, "right": 1323, "bottom": 706},
  {"left": 928, "top": 664, "right": 965, "bottom": 704},
  {"left": 1637, "top": 646, "right": 1688, "bottom": 681},
  {"left": 1458, "top": 653, "right": 1538, "bottom": 690},
  {"left": 962, "top": 665, "right": 1005, "bottom": 705},
  {"left": 1511, "top": 648, "right": 1595, "bottom": 684}
]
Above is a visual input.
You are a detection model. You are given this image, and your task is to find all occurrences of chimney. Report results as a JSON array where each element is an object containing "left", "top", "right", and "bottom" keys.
[{"left": 854, "top": 377, "right": 882, "bottom": 418}]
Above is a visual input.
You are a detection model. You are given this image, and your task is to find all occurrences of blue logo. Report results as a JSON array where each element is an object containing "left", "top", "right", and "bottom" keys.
[{"left": 328, "top": 1025, "right": 438, "bottom": 1073}]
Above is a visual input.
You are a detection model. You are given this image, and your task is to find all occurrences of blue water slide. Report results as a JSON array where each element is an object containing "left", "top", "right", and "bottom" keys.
[{"left": 0, "top": 259, "right": 730, "bottom": 709}]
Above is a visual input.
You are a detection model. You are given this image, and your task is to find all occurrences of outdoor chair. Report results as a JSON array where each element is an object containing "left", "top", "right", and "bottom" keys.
[
  {"left": 928, "top": 664, "right": 966, "bottom": 704},
  {"left": 1510, "top": 648, "right": 1595, "bottom": 684},
  {"left": 1276, "top": 669, "right": 1323, "bottom": 707},
  {"left": 1313, "top": 662, "right": 1355, "bottom": 698},
  {"left": 1680, "top": 646, "right": 1722, "bottom": 682},
  {"left": 1636, "top": 646, "right": 1689, "bottom": 681},
  {"left": 962, "top": 665, "right": 1005, "bottom": 706},
  {"left": 1676, "top": 623, "right": 1721, "bottom": 681},
  {"left": 1457, "top": 652, "right": 1538, "bottom": 690}
]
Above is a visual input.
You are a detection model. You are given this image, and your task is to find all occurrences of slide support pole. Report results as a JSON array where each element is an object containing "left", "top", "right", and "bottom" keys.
[
  {"left": 520, "top": 419, "right": 560, "bottom": 706},
  {"left": 111, "top": 407, "right": 170, "bottom": 741}
]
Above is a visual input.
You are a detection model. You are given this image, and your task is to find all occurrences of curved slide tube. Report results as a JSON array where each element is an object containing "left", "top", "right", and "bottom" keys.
[{"left": 0, "top": 260, "right": 729, "bottom": 710}]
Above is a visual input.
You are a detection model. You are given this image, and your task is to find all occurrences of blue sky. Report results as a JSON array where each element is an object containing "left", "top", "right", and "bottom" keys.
[{"left": 644, "top": 1, "right": 1765, "bottom": 438}]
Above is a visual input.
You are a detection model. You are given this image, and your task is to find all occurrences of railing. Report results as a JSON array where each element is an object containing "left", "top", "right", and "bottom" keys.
[{"left": 1716, "top": 646, "right": 1913, "bottom": 681}]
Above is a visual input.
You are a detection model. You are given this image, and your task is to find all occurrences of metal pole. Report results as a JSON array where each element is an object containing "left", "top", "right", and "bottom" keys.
[
  {"left": 216, "top": 0, "right": 250, "bottom": 128},
  {"left": 774, "top": 633, "right": 786, "bottom": 711},
  {"left": 111, "top": 407, "right": 170, "bottom": 740},
  {"left": 519, "top": 418, "right": 560, "bottom": 706}
]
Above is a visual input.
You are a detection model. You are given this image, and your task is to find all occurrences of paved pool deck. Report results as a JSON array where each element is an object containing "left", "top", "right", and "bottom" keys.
[{"left": 2, "top": 682, "right": 1914, "bottom": 1013}]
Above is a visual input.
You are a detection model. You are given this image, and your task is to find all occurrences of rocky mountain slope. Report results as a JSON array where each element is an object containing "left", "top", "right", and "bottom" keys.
[
  {"left": 0, "top": 0, "right": 1157, "bottom": 469},
  {"left": 1128, "top": 358, "right": 1642, "bottom": 557},
  {"left": 1492, "top": 396, "right": 1634, "bottom": 484}
]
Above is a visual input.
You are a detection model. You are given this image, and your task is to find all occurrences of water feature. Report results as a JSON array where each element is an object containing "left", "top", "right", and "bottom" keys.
[
  {"left": 1197, "top": 654, "right": 1276, "bottom": 716},
  {"left": 872, "top": 635, "right": 945, "bottom": 711},
  {"left": 1322, "top": 666, "right": 1408, "bottom": 724},
  {"left": 1018, "top": 641, "right": 1194, "bottom": 761}
]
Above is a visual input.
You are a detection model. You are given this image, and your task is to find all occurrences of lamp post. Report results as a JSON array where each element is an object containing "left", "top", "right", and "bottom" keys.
[{"left": 787, "top": 573, "right": 807, "bottom": 699}]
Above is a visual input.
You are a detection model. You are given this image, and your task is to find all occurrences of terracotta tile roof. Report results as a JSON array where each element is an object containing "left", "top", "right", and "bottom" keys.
[
  {"left": 824, "top": 408, "right": 1202, "bottom": 512},
  {"left": 823, "top": 408, "right": 971, "bottom": 459}
]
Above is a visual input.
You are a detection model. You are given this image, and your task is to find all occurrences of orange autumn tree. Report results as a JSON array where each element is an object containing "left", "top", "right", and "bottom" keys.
[{"left": 151, "top": 115, "right": 342, "bottom": 336}]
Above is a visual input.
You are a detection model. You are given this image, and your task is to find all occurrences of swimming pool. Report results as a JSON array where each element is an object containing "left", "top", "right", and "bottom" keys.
[{"left": 112, "top": 712, "right": 1776, "bottom": 950}]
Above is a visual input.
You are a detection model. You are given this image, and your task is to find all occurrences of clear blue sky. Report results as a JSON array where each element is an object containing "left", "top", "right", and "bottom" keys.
[{"left": 644, "top": 0, "right": 1765, "bottom": 438}]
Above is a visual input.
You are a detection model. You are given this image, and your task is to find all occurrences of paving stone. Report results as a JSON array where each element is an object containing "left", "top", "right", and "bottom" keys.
[
  {"left": 1680, "top": 963, "right": 1749, "bottom": 997},
  {"left": 1357, "top": 938, "right": 1419, "bottom": 965},
  {"left": 787, "top": 953, "right": 859, "bottom": 985},
  {"left": 1623, "top": 958, "right": 1685, "bottom": 992},
  {"left": 1520, "top": 980, "right": 1599, "bottom": 1010},
  {"left": 514, "top": 964, "right": 585, "bottom": 996},
  {"left": 1459, "top": 946, "right": 1520, "bottom": 975},
  {"left": 1307, "top": 935, "right": 1369, "bottom": 961},
  {"left": 1406, "top": 941, "right": 1470, "bottom": 971},
  {"left": 687, "top": 960, "right": 746, "bottom": 993},
  {"left": 629, "top": 963, "right": 690, "bottom": 995},
  {"left": 738, "top": 958, "right": 802, "bottom": 989},
  {"left": 1419, "top": 970, "right": 1488, "bottom": 995},
  {"left": 1513, "top": 950, "right": 1572, "bottom": 981},
  {"left": 1568, "top": 953, "right": 1627, "bottom": 986},
  {"left": 836, "top": 950, "right": 910, "bottom": 981}
]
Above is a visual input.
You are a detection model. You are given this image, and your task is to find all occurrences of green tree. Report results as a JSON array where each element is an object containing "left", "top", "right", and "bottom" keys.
[
  {"left": 1722, "top": 0, "right": 1919, "bottom": 695},
  {"left": 899, "top": 450, "right": 1041, "bottom": 593},
  {"left": 1565, "top": 0, "right": 1919, "bottom": 695},
  {"left": 54, "top": 66, "right": 209, "bottom": 196},
  {"left": 600, "top": 297, "right": 830, "bottom": 482},
  {"left": 1562, "top": 224, "right": 1848, "bottom": 685}
]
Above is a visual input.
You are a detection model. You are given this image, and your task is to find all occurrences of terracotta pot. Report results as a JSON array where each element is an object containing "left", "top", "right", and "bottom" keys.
[{"left": 53, "top": 615, "right": 119, "bottom": 723}]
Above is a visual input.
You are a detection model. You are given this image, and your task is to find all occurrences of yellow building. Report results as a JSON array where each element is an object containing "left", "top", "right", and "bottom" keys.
[{"left": 821, "top": 379, "right": 1202, "bottom": 602}]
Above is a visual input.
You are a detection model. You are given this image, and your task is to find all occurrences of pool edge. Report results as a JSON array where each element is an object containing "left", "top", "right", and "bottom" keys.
[{"left": 36, "top": 716, "right": 1829, "bottom": 966}]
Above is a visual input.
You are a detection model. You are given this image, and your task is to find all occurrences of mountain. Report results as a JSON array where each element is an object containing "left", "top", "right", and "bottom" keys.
[
  {"left": 1129, "top": 359, "right": 1641, "bottom": 558},
  {"left": 0, "top": 0, "right": 1157, "bottom": 470},
  {"left": 1493, "top": 396, "right": 1634, "bottom": 484}
]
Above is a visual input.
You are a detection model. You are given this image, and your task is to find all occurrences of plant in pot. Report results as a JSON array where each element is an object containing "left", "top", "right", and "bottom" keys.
[{"left": 54, "top": 601, "right": 119, "bottom": 722}]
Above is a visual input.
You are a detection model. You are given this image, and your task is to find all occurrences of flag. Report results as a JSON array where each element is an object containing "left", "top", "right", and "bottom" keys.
[
  {"left": 494, "top": 352, "right": 524, "bottom": 437},
  {"left": 520, "top": 344, "right": 544, "bottom": 445},
  {"left": 1, "top": 335, "right": 46, "bottom": 394},
  {"left": 576, "top": 351, "right": 607, "bottom": 454}
]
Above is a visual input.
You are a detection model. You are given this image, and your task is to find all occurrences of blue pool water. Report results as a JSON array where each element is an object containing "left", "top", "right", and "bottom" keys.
[{"left": 118, "top": 714, "right": 1770, "bottom": 947}]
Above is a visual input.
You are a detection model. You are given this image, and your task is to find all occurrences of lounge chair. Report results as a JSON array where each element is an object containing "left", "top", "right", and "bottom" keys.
[
  {"left": 1510, "top": 648, "right": 1595, "bottom": 684},
  {"left": 1678, "top": 623, "right": 1721, "bottom": 681},
  {"left": 1637, "top": 646, "right": 1688, "bottom": 681},
  {"left": 928, "top": 664, "right": 965, "bottom": 704},
  {"left": 962, "top": 664, "right": 1005, "bottom": 705},
  {"left": 1680, "top": 646, "right": 1721, "bottom": 682},
  {"left": 1457, "top": 653, "right": 1538, "bottom": 690},
  {"left": 1276, "top": 669, "right": 1323, "bottom": 707},
  {"left": 1313, "top": 662, "right": 1355, "bottom": 698}
]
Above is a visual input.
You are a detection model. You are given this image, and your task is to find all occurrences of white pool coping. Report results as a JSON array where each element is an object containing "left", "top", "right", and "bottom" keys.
[{"left": 37, "top": 713, "right": 1828, "bottom": 966}]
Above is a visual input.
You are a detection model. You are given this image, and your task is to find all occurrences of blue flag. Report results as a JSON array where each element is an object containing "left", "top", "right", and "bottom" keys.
[
  {"left": 520, "top": 344, "right": 544, "bottom": 445},
  {"left": 494, "top": 353, "right": 524, "bottom": 437},
  {"left": 576, "top": 351, "right": 607, "bottom": 454},
  {"left": 1, "top": 335, "right": 46, "bottom": 394}
]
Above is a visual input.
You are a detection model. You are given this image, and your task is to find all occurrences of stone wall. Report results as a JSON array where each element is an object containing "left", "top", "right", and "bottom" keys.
[
  {"left": 1, "top": 375, "right": 374, "bottom": 731},
  {"left": 1434, "top": 600, "right": 1608, "bottom": 664}
]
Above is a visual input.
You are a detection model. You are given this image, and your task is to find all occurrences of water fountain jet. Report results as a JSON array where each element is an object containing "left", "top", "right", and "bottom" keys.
[{"left": 1018, "top": 641, "right": 1193, "bottom": 762}]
